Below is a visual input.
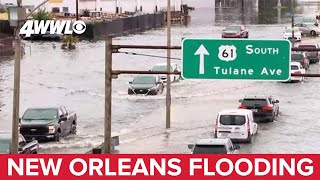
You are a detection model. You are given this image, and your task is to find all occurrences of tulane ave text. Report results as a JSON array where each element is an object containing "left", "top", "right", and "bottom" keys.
[{"left": 213, "top": 67, "right": 283, "bottom": 76}]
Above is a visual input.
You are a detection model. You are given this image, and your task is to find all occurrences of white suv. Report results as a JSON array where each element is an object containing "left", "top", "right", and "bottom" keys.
[
  {"left": 188, "top": 138, "right": 240, "bottom": 154},
  {"left": 151, "top": 63, "right": 181, "bottom": 83}
]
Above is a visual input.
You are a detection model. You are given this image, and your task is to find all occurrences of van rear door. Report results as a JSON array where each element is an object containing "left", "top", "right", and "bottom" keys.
[{"left": 217, "top": 114, "right": 248, "bottom": 140}]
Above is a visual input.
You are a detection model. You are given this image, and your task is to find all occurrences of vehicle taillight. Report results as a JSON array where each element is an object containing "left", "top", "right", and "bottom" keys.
[
  {"left": 247, "top": 120, "right": 250, "bottom": 132},
  {"left": 262, "top": 106, "right": 273, "bottom": 111},
  {"left": 293, "top": 71, "right": 301, "bottom": 75},
  {"left": 214, "top": 120, "right": 218, "bottom": 137},
  {"left": 238, "top": 105, "right": 247, "bottom": 109}
]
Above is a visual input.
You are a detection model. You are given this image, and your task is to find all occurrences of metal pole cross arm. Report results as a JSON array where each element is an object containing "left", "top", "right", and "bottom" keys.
[
  {"left": 112, "top": 70, "right": 181, "bottom": 75},
  {"left": 112, "top": 45, "right": 182, "bottom": 50}
]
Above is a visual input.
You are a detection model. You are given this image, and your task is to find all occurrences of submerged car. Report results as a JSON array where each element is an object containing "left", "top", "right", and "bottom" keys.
[
  {"left": 214, "top": 109, "right": 258, "bottom": 143},
  {"left": 20, "top": 106, "right": 78, "bottom": 142},
  {"left": 222, "top": 25, "right": 249, "bottom": 38},
  {"left": 290, "top": 62, "right": 306, "bottom": 82},
  {"left": 295, "top": 23, "right": 320, "bottom": 36},
  {"left": 291, "top": 52, "right": 310, "bottom": 70},
  {"left": 128, "top": 75, "right": 164, "bottom": 95},
  {"left": 283, "top": 27, "right": 302, "bottom": 41},
  {"left": 0, "top": 133, "right": 39, "bottom": 154},
  {"left": 238, "top": 95, "right": 280, "bottom": 122},
  {"left": 297, "top": 44, "right": 320, "bottom": 64},
  {"left": 151, "top": 63, "right": 180, "bottom": 83},
  {"left": 188, "top": 138, "right": 240, "bottom": 154}
]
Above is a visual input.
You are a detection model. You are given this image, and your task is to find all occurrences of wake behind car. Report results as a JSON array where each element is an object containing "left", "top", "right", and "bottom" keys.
[
  {"left": 128, "top": 75, "right": 164, "bottom": 95},
  {"left": 283, "top": 27, "right": 302, "bottom": 41},
  {"left": 151, "top": 63, "right": 180, "bottom": 83},
  {"left": 188, "top": 138, "right": 240, "bottom": 154},
  {"left": 221, "top": 25, "right": 249, "bottom": 38},
  {"left": 19, "top": 106, "right": 77, "bottom": 142},
  {"left": 0, "top": 133, "right": 39, "bottom": 154},
  {"left": 238, "top": 95, "right": 280, "bottom": 122}
]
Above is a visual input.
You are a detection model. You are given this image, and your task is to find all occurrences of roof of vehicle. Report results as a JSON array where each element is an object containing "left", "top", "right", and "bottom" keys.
[
  {"left": 27, "top": 107, "right": 61, "bottom": 110},
  {"left": 195, "top": 138, "right": 230, "bottom": 146},
  {"left": 298, "top": 43, "right": 318, "bottom": 46},
  {"left": 154, "top": 63, "right": 178, "bottom": 66},
  {"left": 291, "top": 52, "right": 305, "bottom": 55},
  {"left": 243, "top": 94, "right": 270, "bottom": 99},
  {"left": 218, "top": 109, "right": 253, "bottom": 115},
  {"left": 291, "top": 62, "right": 302, "bottom": 66},
  {"left": 135, "top": 75, "right": 157, "bottom": 78},
  {"left": 226, "top": 24, "right": 243, "bottom": 27}
]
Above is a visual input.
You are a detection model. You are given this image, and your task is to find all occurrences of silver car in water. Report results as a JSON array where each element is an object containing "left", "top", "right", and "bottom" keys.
[{"left": 295, "top": 23, "right": 320, "bottom": 36}]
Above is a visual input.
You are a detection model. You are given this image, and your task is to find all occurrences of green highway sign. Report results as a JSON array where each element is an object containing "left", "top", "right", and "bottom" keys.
[{"left": 182, "top": 39, "right": 291, "bottom": 81}]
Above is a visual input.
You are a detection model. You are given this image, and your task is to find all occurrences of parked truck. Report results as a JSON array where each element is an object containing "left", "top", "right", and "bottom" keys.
[{"left": 19, "top": 106, "right": 77, "bottom": 142}]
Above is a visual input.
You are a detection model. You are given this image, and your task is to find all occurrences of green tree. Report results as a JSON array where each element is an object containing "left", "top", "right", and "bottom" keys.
[
  {"left": 61, "top": 35, "right": 78, "bottom": 50},
  {"left": 32, "top": 8, "right": 53, "bottom": 21}
]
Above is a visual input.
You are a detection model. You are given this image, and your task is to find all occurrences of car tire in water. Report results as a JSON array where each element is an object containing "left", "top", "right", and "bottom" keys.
[
  {"left": 247, "top": 134, "right": 253, "bottom": 143},
  {"left": 55, "top": 132, "right": 61, "bottom": 142},
  {"left": 269, "top": 115, "right": 275, "bottom": 122},
  {"left": 70, "top": 124, "right": 77, "bottom": 134},
  {"left": 311, "top": 30, "right": 317, "bottom": 36}
]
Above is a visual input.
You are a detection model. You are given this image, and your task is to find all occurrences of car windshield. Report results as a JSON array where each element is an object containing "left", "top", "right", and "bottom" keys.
[
  {"left": 225, "top": 26, "right": 240, "bottom": 31},
  {"left": 242, "top": 99, "right": 268, "bottom": 107},
  {"left": 291, "top": 65, "right": 299, "bottom": 70},
  {"left": 220, "top": 115, "right": 246, "bottom": 125},
  {"left": 291, "top": 54, "right": 304, "bottom": 61},
  {"left": 22, "top": 108, "right": 58, "bottom": 120},
  {"left": 152, "top": 65, "right": 173, "bottom": 72},
  {"left": 133, "top": 76, "right": 156, "bottom": 84},
  {"left": 193, "top": 145, "right": 227, "bottom": 154},
  {"left": 0, "top": 135, "right": 10, "bottom": 154},
  {"left": 285, "top": 29, "right": 299, "bottom": 33}
]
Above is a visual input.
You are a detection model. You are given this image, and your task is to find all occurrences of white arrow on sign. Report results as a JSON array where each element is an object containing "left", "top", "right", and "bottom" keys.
[{"left": 194, "top": 44, "right": 210, "bottom": 75}]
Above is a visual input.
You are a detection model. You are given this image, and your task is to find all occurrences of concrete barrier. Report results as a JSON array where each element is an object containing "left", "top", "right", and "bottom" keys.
[{"left": 81, "top": 12, "right": 165, "bottom": 39}]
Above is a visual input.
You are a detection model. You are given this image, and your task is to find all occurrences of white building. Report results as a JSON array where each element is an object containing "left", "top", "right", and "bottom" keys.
[{"left": 0, "top": 0, "right": 182, "bottom": 14}]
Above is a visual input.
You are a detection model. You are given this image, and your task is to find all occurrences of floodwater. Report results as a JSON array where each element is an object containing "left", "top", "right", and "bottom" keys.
[{"left": 1, "top": 0, "right": 320, "bottom": 153}]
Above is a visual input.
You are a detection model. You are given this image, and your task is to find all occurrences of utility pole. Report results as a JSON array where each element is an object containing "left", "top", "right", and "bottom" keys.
[
  {"left": 103, "top": 36, "right": 112, "bottom": 154},
  {"left": 166, "top": 0, "right": 171, "bottom": 129},
  {"left": 11, "top": 0, "right": 22, "bottom": 154},
  {"left": 76, "top": 0, "right": 79, "bottom": 20},
  {"left": 291, "top": 0, "right": 295, "bottom": 47}
]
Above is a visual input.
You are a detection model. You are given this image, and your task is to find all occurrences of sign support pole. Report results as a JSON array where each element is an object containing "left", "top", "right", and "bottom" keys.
[
  {"left": 103, "top": 36, "right": 112, "bottom": 154},
  {"left": 166, "top": 0, "right": 172, "bottom": 129}
]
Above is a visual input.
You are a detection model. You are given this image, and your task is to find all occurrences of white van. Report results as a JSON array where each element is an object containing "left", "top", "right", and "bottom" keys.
[{"left": 214, "top": 109, "right": 258, "bottom": 143}]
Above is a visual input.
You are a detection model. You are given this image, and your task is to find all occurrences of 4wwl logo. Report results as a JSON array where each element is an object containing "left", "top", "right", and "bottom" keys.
[{"left": 19, "top": 20, "right": 87, "bottom": 37}]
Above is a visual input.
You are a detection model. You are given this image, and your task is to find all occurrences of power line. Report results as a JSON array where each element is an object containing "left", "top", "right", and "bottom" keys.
[{"left": 117, "top": 51, "right": 181, "bottom": 60}]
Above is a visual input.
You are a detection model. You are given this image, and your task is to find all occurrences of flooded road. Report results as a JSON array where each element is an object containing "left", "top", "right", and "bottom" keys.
[{"left": 1, "top": 0, "right": 320, "bottom": 154}]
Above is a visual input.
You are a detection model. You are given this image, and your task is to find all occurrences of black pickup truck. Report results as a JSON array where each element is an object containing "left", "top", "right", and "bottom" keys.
[{"left": 19, "top": 106, "right": 77, "bottom": 142}]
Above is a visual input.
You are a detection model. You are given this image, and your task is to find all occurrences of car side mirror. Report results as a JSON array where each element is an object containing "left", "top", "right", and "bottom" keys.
[
  {"left": 188, "top": 144, "right": 194, "bottom": 150},
  {"left": 60, "top": 117, "right": 67, "bottom": 121},
  {"left": 129, "top": 81, "right": 133, "bottom": 84},
  {"left": 19, "top": 118, "right": 21, "bottom": 123},
  {"left": 234, "top": 144, "right": 240, "bottom": 150},
  {"left": 275, "top": 100, "right": 279, "bottom": 103},
  {"left": 239, "top": 99, "right": 243, "bottom": 103}
]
